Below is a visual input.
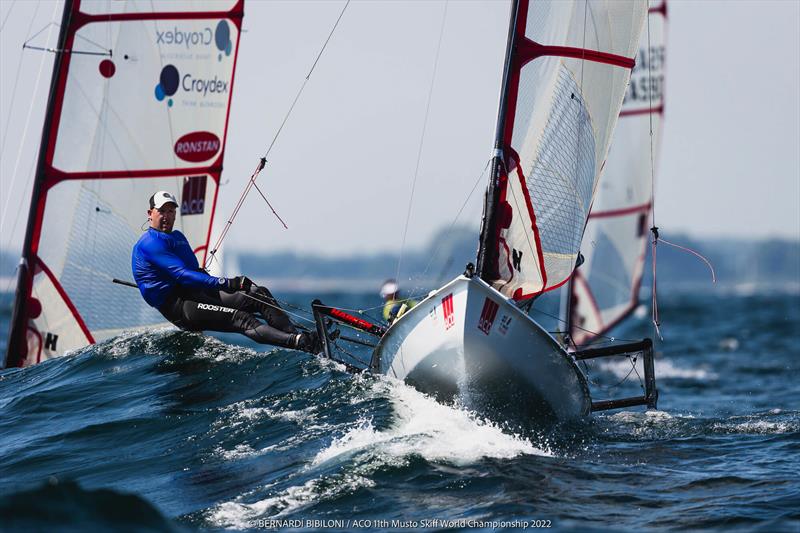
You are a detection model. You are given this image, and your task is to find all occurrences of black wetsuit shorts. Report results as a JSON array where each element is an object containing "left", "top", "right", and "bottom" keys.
[{"left": 159, "top": 285, "right": 297, "bottom": 347}]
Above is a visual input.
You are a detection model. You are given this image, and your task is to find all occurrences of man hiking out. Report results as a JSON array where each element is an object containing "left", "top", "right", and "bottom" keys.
[{"left": 131, "top": 190, "right": 319, "bottom": 352}]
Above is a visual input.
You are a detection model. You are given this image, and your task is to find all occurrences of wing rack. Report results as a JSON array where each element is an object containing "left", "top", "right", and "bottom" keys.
[
  {"left": 311, "top": 299, "right": 386, "bottom": 372},
  {"left": 573, "top": 338, "right": 659, "bottom": 412}
]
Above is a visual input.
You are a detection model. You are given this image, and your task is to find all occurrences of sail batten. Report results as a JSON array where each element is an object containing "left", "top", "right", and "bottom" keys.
[
  {"left": 481, "top": 0, "right": 648, "bottom": 301},
  {"left": 5, "top": 0, "right": 244, "bottom": 368}
]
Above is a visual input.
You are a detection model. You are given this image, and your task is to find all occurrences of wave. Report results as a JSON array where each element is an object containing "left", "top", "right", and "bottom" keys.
[{"left": 206, "top": 376, "right": 548, "bottom": 528}]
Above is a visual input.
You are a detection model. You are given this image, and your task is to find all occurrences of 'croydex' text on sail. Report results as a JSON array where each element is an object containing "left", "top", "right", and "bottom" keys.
[{"left": 156, "top": 20, "right": 233, "bottom": 57}]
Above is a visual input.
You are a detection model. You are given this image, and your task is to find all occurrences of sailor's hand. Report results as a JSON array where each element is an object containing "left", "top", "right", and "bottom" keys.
[{"left": 229, "top": 275, "right": 253, "bottom": 293}]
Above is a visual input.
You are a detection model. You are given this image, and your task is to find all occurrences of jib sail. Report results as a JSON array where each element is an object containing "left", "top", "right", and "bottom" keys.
[
  {"left": 477, "top": 0, "right": 647, "bottom": 302},
  {"left": 4, "top": 0, "right": 244, "bottom": 367},
  {"left": 570, "top": 1, "right": 667, "bottom": 344}
]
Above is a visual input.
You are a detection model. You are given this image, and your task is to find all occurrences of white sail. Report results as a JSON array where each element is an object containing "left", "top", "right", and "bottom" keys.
[
  {"left": 5, "top": 0, "right": 244, "bottom": 367},
  {"left": 571, "top": 1, "right": 667, "bottom": 344},
  {"left": 487, "top": 0, "right": 648, "bottom": 301}
]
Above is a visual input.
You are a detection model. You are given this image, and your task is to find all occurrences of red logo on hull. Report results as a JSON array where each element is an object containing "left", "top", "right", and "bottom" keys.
[
  {"left": 174, "top": 131, "right": 220, "bottom": 162},
  {"left": 478, "top": 297, "right": 499, "bottom": 335},
  {"left": 441, "top": 293, "right": 455, "bottom": 330}
]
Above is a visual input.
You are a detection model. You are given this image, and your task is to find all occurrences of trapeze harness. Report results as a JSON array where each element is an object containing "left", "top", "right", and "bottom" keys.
[{"left": 131, "top": 228, "right": 297, "bottom": 347}]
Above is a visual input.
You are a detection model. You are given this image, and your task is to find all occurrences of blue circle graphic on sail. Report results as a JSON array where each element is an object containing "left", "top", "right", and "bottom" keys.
[
  {"left": 215, "top": 20, "right": 232, "bottom": 61},
  {"left": 155, "top": 65, "right": 180, "bottom": 105},
  {"left": 160, "top": 65, "right": 180, "bottom": 95}
]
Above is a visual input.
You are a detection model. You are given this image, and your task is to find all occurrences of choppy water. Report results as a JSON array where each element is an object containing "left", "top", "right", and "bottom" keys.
[{"left": 1, "top": 288, "right": 798, "bottom": 531}]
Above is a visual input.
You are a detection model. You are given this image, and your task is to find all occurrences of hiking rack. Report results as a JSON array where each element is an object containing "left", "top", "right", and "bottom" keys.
[
  {"left": 573, "top": 338, "right": 659, "bottom": 412},
  {"left": 311, "top": 299, "right": 387, "bottom": 372}
]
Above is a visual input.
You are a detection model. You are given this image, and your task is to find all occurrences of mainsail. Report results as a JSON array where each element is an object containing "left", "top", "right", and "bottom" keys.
[
  {"left": 4, "top": 0, "right": 244, "bottom": 367},
  {"left": 477, "top": 0, "right": 648, "bottom": 302},
  {"left": 571, "top": 1, "right": 667, "bottom": 344}
]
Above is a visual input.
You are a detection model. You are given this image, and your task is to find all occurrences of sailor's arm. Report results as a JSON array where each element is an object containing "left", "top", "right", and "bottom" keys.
[{"left": 141, "top": 238, "right": 222, "bottom": 290}]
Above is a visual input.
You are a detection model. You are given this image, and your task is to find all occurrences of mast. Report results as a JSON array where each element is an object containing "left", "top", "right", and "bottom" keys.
[
  {"left": 4, "top": 1, "right": 75, "bottom": 369},
  {"left": 476, "top": 0, "right": 520, "bottom": 282}
]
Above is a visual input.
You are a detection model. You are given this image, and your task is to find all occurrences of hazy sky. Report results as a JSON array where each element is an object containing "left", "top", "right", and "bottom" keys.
[{"left": 1, "top": 0, "right": 798, "bottom": 261}]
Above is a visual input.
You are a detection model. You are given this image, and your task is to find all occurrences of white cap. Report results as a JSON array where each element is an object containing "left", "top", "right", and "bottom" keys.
[
  {"left": 380, "top": 279, "right": 399, "bottom": 298},
  {"left": 149, "top": 191, "right": 178, "bottom": 209}
]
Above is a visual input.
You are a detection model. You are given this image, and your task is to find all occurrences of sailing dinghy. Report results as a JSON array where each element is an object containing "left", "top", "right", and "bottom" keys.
[
  {"left": 3, "top": 0, "right": 244, "bottom": 368},
  {"left": 312, "top": 0, "right": 660, "bottom": 422}
]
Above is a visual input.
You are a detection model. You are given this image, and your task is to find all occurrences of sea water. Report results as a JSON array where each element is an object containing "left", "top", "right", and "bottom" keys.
[{"left": 0, "top": 287, "right": 798, "bottom": 531}]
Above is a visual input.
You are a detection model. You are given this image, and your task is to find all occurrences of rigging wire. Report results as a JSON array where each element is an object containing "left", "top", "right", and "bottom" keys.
[
  {"left": 395, "top": 0, "right": 449, "bottom": 284},
  {"left": 0, "top": 0, "right": 42, "bottom": 180},
  {"left": 238, "top": 290, "right": 316, "bottom": 326},
  {"left": 0, "top": 0, "right": 57, "bottom": 247},
  {"left": 206, "top": 0, "right": 350, "bottom": 267},
  {"left": 0, "top": 0, "right": 18, "bottom": 34},
  {"left": 21, "top": 22, "right": 112, "bottom": 56},
  {"left": 646, "top": 3, "right": 664, "bottom": 341}
]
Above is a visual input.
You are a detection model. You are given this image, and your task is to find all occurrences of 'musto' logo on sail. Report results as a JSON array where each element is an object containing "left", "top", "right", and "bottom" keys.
[{"left": 174, "top": 131, "right": 221, "bottom": 162}]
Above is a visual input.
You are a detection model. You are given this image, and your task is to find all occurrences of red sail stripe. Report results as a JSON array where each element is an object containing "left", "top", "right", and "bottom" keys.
[
  {"left": 35, "top": 256, "right": 95, "bottom": 345},
  {"left": 517, "top": 39, "right": 636, "bottom": 70},
  {"left": 620, "top": 105, "right": 664, "bottom": 117},
  {"left": 70, "top": 0, "right": 244, "bottom": 31},
  {"left": 589, "top": 202, "right": 652, "bottom": 219}
]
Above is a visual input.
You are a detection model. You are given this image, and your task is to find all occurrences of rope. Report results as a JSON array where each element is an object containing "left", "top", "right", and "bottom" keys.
[
  {"left": 646, "top": 6, "right": 663, "bottom": 342},
  {"left": 205, "top": 158, "right": 265, "bottom": 268},
  {"left": 329, "top": 337, "right": 371, "bottom": 368},
  {"left": 584, "top": 354, "right": 642, "bottom": 393},
  {"left": 659, "top": 236, "right": 717, "bottom": 283},
  {"left": 252, "top": 181, "right": 288, "bottom": 230},
  {"left": 395, "top": 0, "right": 449, "bottom": 284},
  {"left": 207, "top": 0, "right": 350, "bottom": 261},
  {"left": 238, "top": 286, "right": 390, "bottom": 331},
  {"left": 238, "top": 288, "right": 316, "bottom": 326}
]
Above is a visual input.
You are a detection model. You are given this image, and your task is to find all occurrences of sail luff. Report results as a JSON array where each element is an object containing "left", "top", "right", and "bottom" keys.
[
  {"left": 5, "top": 0, "right": 76, "bottom": 369},
  {"left": 477, "top": 0, "right": 520, "bottom": 282}
]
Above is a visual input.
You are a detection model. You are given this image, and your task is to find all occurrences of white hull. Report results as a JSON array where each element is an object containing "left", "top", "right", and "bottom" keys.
[{"left": 371, "top": 276, "right": 591, "bottom": 422}]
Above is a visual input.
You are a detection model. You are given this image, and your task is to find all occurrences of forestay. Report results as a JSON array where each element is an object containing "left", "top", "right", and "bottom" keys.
[
  {"left": 485, "top": 0, "right": 647, "bottom": 301},
  {"left": 571, "top": 1, "right": 667, "bottom": 344},
  {"left": 5, "top": 0, "right": 243, "bottom": 367}
]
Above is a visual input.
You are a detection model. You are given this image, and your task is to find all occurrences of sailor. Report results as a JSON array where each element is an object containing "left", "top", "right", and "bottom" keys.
[
  {"left": 131, "top": 191, "right": 319, "bottom": 352},
  {"left": 380, "top": 279, "right": 417, "bottom": 323}
]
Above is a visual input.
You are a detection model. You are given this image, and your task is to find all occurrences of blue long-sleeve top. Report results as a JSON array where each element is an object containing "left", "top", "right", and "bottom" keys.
[{"left": 132, "top": 228, "right": 223, "bottom": 308}]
